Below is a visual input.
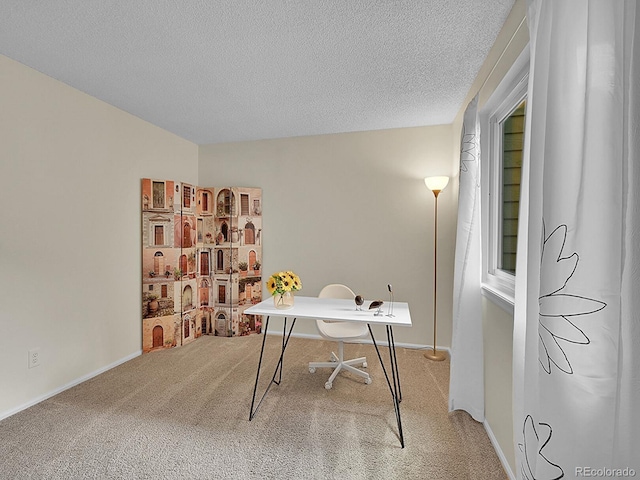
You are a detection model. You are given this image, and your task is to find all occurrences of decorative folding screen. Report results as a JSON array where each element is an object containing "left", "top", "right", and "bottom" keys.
[{"left": 141, "top": 179, "right": 263, "bottom": 353}]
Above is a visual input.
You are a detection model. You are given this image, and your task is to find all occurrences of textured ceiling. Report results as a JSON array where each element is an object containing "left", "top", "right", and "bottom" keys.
[{"left": 0, "top": 1, "right": 514, "bottom": 145}]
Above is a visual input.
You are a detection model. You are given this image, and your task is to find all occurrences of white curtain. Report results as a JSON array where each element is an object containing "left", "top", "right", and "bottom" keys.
[
  {"left": 449, "top": 95, "right": 484, "bottom": 422},
  {"left": 514, "top": 1, "right": 639, "bottom": 478}
]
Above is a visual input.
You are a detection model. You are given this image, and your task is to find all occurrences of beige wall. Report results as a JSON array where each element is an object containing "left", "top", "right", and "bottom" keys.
[
  {"left": 0, "top": 54, "right": 198, "bottom": 418},
  {"left": 483, "top": 297, "right": 516, "bottom": 473},
  {"left": 199, "top": 126, "right": 455, "bottom": 347},
  {"left": 449, "top": 0, "right": 528, "bottom": 476}
]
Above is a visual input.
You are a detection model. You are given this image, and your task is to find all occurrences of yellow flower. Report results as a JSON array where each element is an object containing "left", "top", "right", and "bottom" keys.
[
  {"left": 266, "top": 277, "right": 277, "bottom": 295},
  {"left": 281, "top": 276, "right": 292, "bottom": 291}
]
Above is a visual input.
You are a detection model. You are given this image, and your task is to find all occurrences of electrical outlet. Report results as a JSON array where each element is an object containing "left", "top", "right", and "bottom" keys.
[{"left": 28, "top": 348, "right": 41, "bottom": 368}]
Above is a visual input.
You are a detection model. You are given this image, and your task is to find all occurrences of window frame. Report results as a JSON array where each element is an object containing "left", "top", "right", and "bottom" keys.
[{"left": 480, "top": 47, "right": 529, "bottom": 312}]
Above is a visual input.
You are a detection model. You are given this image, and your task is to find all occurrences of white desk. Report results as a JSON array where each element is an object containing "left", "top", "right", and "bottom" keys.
[
  {"left": 245, "top": 296, "right": 412, "bottom": 326},
  {"left": 244, "top": 296, "right": 412, "bottom": 448}
]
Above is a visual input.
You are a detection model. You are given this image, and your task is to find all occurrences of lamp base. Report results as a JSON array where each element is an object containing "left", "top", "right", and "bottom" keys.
[{"left": 424, "top": 350, "right": 447, "bottom": 361}]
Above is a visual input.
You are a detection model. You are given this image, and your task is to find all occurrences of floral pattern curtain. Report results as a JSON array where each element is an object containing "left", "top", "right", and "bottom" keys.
[
  {"left": 513, "top": 1, "right": 639, "bottom": 478},
  {"left": 448, "top": 95, "right": 484, "bottom": 422}
]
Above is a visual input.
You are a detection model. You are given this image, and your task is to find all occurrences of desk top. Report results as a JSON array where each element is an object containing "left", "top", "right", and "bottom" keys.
[{"left": 244, "top": 296, "right": 412, "bottom": 327}]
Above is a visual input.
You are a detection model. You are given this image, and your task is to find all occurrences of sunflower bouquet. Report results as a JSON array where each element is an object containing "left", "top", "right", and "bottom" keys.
[{"left": 267, "top": 271, "right": 302, "bottom": 296}]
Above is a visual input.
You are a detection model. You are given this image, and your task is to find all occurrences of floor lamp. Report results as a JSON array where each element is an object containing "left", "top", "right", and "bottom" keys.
[{"left": 424, "top": 176, "right": 449, "bottom": 361}]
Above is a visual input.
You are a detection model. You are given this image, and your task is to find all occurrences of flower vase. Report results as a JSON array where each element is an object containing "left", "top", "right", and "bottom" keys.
[{"left": 274, "top": 291, "right": 294, "bottom": 309}]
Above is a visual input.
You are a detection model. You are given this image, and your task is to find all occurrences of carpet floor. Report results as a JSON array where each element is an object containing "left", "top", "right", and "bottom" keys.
[{"left": 0, "top": 334, "right": 507, "bottom": 479}]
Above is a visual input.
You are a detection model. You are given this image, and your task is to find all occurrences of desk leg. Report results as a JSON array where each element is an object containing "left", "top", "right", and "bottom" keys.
[
  {"left": 249, "top": 316, "right": 297, "bottom": 421},
  {"left": 368, "top": 324, "right": 405, "bottom": 448},
  {"left": 388, "top": 326, "right": 402, "bottom": 403}
]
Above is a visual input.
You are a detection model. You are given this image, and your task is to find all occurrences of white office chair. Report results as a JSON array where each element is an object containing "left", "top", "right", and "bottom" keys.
[{"left": 308, "top": 284, "right": 371, "bottom": 390}]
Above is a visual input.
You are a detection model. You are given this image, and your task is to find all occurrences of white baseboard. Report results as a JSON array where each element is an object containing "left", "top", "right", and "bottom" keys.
[
  {"left": 0, "top": 350, "right": 142, "bottom": 422},
  {"left": 483, "top": 419, "right": 516, "bottom": 480},
  {"left": 266, "top": 329, "right": 452, "bottom": 354}
]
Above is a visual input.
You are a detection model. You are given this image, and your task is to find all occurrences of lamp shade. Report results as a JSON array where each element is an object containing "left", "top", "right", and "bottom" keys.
[{"left": 424, "top": 176, "right": 450, "bottom": 192}]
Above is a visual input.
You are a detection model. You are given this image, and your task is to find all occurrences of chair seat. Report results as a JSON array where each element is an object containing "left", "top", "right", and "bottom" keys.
[
  {"left": 310, "top": 284, "right": 372, "bottom": 390},
  {"left": 317, "top": 320, "right": 368, "bottom": 340}
]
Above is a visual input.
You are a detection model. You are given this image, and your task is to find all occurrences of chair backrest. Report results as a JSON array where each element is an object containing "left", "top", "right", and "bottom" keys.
[
  {"left": 316, "top": 284, "right": 360, "bottom": 337},
  {"left": 318, "top": 284, "right": 355, "bottom": 300}
]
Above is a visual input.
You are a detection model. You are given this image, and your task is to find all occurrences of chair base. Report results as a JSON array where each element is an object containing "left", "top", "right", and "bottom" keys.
[{"left": 309, "top": 343, "right": 371, "bottom": 389}]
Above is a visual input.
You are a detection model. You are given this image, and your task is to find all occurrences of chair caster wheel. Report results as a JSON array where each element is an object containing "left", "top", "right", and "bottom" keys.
[
  {"left": 365, "top": 377, "right": 372, "bottom": 385},
  {"left": 309, "top": 367, "right": 316, "bottom": 373},
  {"left": 325, "top": 382, "right": 332, "bottom": 390},
  {"left": 362, "top": 362, "right": 368, "bottom": 368}
]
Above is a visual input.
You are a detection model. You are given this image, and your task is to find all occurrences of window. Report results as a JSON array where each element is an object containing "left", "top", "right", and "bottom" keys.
[
  {"left": 202, "top": 191, "right": 209, "bottom": 212},
  {"left": 216, "top": 189, "right": 235, "bottom": 216},
  {"left": 148, "top": 217, "right": 171, "bottom": 247},
  {"left": 200, "top": 251, "right": 210, "bottom": 276},
  {"left": 152, "top": 181, "right": 165, "bottom": 209},
  {"left": 480, "top": 47, "right": 529, "bottom": 309},
  {"left": 240, "top": 194, "right": 249, "bottom": 215},
  {"left": 216, "top": 249, "right": 224, "bottom": 271},
  {"left": 154, "top": 225, "right": 164, "bottom": 246},
  {"left": 183, "top": 184, "right": 191, "bottom": 209},
  {"left": 500, "top": 100, "right": 525, "bottom": 274},
  {"left": 218, "top": 285, "right": 226, "bottom": 304}
]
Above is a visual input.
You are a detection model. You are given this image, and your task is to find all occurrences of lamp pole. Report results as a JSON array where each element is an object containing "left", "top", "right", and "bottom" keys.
[{"left": 424, "top": 177, "right": 449, "bottom": 361}]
